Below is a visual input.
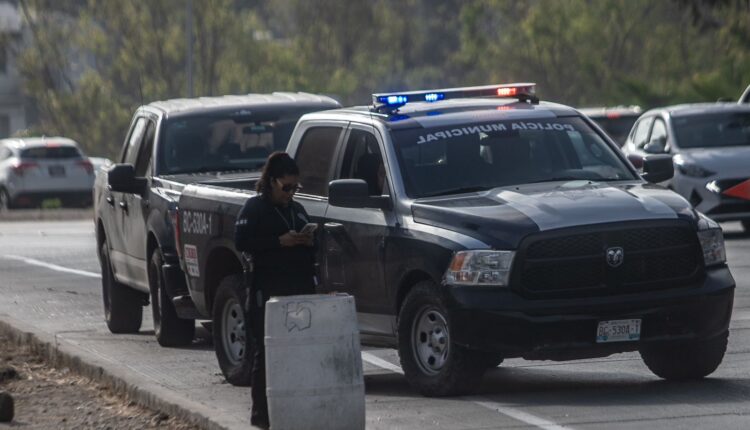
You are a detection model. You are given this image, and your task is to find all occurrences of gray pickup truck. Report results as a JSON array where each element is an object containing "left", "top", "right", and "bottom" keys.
[
  {"left": 93, "top": 93, "right": 340, "bottom": 350},
  {"left": 176, "top": 84, "right": 735, "bottom": 394}
]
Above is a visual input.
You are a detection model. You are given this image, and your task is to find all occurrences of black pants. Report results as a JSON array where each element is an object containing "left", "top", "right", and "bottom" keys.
[
  {"left": 250, "top": 302, "right": 268, "bottom": 425},
  {"left": 249, "top": 276, "right": 315, "bottom": 425}
]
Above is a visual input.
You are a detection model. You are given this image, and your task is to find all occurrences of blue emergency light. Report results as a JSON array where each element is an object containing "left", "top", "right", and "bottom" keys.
[{"left": 372, "top": 83, "right": 537, "bottom": 112}]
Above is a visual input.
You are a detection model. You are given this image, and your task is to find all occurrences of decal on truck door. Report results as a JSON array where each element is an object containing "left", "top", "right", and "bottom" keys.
[{"left": 183, "top": 244, "right": 200, "bottom": 277}]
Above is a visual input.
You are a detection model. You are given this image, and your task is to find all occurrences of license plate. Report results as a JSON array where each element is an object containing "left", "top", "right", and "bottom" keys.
[
  {"left": 596, "top": 319, "right": 641, "bottom": 343},
  {"left": 48, "top": 165, "right": 65, "bottom": 177}
]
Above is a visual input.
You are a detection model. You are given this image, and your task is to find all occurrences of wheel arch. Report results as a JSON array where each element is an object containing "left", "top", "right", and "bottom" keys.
[
  {"left": 395, "top": 269, "right": 435, "bottom": 317},
  {"left": 204, "top": 246, "right": 243, "bottom": 314}
]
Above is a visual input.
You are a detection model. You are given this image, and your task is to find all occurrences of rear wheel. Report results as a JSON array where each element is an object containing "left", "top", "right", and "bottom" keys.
[
  {"left": 640, "top": 331, "right": 728, "bottom": 380},
  {"left": 0, "top": 189, "right": 11, "bottom": 211},
  {"left": 212, "top": 274, "right": 254, "bottom": 386},
  {"left": 149, "top": 249, "right": 195, "bottom": 347},
  {"left": 397, "top": 281, "right": 486, "bottom": 396},
  {"left": 99, "top": 240, "right": 143, "bottom": 333}
]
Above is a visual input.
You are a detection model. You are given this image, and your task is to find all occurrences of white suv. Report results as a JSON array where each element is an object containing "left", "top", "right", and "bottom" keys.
[{"left": 0, "top": 137, "right": 95, "bottom": 210}]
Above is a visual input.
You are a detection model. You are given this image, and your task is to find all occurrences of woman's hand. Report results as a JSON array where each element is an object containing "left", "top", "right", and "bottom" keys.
[{"left": 279, "top": 231, "right": 314, "bottom": 247}]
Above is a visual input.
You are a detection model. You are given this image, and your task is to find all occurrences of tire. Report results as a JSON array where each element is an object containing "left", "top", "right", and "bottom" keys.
[
  {"left": 0, "top": 188, "right": 11, "bottom": 211},
  {"left": 99, "top": 240, "right": 143, "bottom": 333},
  {"left": 397, "top": 281, "right": 486, "bottom": 396},
  {"left": 640, "top": 331, "right": 728, "bottom": 381},
  {"left": 212, "top": 274, "right": 254, "bottom": 386},
  {"left": 742, "top": 220, "right": 750, "bottom": 233},
  {"left": 149, "top": 249, "right": 195, "bottom": 347}
]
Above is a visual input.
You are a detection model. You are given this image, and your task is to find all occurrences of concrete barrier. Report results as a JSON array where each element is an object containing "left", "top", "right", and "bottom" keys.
[{"left": 265, "top": 294, "right": 364, "bottom": 430}]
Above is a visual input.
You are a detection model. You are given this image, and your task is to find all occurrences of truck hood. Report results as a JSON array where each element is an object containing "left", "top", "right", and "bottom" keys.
[{"left": 411, "top": 181, "right": 697, "bottom": 249}]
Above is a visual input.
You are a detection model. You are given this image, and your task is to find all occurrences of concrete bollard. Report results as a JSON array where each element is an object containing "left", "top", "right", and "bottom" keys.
[
  {"left": 0, "top": 391, "right": 14, "bottom": 422},
  {"left": 265, "top": 294, "right": 364, "bottom": 430}
]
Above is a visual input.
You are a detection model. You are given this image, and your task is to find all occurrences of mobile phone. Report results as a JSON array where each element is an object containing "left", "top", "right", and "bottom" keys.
[{"left": 300, "top": 223, "right": 318, "bottom": 235}]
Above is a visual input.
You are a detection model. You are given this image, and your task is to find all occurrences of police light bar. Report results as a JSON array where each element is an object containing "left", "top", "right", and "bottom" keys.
[{"left": 372, "top": 83, "right": 537, "bottom": 111}]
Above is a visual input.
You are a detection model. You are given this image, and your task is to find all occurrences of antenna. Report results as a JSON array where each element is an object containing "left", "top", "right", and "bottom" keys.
[{"left": 138, "top": 72, "right": 145, "bottom": 111}]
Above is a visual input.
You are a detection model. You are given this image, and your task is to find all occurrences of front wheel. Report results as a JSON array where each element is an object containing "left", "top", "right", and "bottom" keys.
[
  {"left": 212, "top": 274, "right": 254, "bottom": 386},
  {"left": 99, "top": 240, "right": 143, "bottom": 333},
  {"left": 397, "top": 281, "right": 486, "bottom": 397},
  {"left": 640, "top": 331, "right": 728, "bottom": 380},
  {"left": 149, "top": 249, "right": 195, "bottom": 347}
]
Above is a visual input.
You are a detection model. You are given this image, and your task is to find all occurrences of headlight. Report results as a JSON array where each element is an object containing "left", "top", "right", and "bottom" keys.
[
  {"left": 676, "top": 163, "right": 714, "bottom": 178},
  {"left": 445, "top": 250, "right": 515, "bottom": 286},
  {"left": 696, "top": 213, "right": 726, "bottom": 267}
]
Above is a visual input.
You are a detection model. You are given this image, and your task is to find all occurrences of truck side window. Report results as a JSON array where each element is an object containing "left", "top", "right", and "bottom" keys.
[
  {"left": 632, "top": 117, "right": 653, "bottom": 149},
  {"left": 122, "top": 117, "right": 147, "bottom": 164},
  {"left": 339, "top": 129, "right": 385, "bottom": 196},
  {"left": 133, "top": 120, "right": 156, "bottom": 177},
  {"left": 294, "top": 126, "right": 343, "bottom": 197}
]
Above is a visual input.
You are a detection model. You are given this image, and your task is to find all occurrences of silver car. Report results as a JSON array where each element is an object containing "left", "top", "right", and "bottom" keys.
[
  {"left": 622, "top": 103, "right": 750, "bottom": 232},
  {"left": 0, "top": 137, "right": 95, "bottom": 209}
]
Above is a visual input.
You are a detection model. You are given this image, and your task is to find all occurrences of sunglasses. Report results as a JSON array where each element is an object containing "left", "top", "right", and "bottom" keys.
[{"left": 276, "top": 179, "right": 302, "bottom": 193}]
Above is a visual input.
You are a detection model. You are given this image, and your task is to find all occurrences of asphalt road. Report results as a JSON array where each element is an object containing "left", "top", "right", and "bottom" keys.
[{"left": 1, "top": 219, "right": 749, "bottom": 429}]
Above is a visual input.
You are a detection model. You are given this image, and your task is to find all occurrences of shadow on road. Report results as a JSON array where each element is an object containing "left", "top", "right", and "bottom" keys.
[{"left": 364, "top": 365, "right": 750, "bottom": 406}]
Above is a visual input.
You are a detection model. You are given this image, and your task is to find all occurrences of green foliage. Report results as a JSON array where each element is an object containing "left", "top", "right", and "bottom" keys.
[{"left": 12, "top": 0, "right": 750, "bottom": 158}]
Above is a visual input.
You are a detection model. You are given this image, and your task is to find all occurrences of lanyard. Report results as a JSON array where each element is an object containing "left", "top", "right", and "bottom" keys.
[{"left": 274, "top": 205, "right": 296, "bottom": 231}]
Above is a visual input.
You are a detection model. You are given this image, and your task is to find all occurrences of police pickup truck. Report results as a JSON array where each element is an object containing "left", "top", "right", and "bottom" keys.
[
  {"left": 93, "top": 93, "right": 340, "bottom": 349},
  {"left": 176, "top": 84, "right": 735, "bottom": 394}
]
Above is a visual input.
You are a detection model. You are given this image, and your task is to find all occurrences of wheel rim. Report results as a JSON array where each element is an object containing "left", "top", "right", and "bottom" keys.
[
  {"left": 221, "top": 299, "right": 246, "bottom": 365},
  {"left": 411, "top": 305, "right": 450, "bottom": 375}
]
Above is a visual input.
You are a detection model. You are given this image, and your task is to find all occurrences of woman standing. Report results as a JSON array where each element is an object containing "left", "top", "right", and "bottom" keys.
[{"left": 234, "top": 152, "right": 316, "bottom": 429}]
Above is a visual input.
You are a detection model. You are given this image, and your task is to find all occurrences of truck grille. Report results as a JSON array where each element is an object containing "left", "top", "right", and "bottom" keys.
[{"left": 514, "top": 221, "right": 703, "bottom": 298}]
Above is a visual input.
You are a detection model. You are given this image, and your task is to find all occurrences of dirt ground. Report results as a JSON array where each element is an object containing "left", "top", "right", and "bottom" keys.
[{"left": 0, "top": 334, "right": 200, "bottom": 430}]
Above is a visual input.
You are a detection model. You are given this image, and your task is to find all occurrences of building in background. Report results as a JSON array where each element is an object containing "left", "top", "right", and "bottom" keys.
[{"left": 0, "top": 1, "right": 25, "bottom": 138}]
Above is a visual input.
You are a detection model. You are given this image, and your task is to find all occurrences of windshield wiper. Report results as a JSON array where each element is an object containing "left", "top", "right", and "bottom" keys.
[
  {"left": 528, "top": 176, "right": 589, "bottom": 184},
  {"left": 422, "top": 186, "right": 490, "bottom": 198}
]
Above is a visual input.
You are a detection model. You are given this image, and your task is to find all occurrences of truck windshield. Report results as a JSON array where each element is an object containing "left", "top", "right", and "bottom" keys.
[
  {"left": 673, "top": 111, "right": 750, "bottom": 149},
  {"left": 391, "top": 116, "right": 636, "bottom": 198},
  {"left": 158, "top": 112, "right": 301, "bottom": 175}
]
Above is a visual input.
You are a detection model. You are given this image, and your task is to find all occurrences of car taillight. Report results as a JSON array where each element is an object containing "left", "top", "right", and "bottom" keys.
[
  {"left": 170, "top": 208, "right": 182, "bottom": 258},
  {"left": 11, "top": 162, "right": 39, "bottom": 177},
  {"left": 77, "top": 160, "right": 94, "bottom": 175}
]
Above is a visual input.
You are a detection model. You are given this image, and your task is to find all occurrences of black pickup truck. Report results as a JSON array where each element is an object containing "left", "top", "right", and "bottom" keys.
[
  {"left": 176, "top": 84, "right": 735, "bottom": 394},
  {"left": 93, "top": 93, "right": 340, "bottom": 349}
]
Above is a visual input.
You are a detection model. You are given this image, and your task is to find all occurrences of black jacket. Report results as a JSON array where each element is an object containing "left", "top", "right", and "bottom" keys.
[{"left": 234, "top": 195, "right": 316, "bottom": 295}]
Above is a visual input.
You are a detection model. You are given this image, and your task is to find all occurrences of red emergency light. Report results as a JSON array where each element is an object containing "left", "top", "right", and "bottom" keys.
[{"left": 723, "top": 179, "right": 750, "bottom": 201}]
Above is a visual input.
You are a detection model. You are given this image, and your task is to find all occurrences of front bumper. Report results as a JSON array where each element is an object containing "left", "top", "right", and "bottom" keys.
[{"left": 447, "top": 266, "right": 735, "bottom": 360}]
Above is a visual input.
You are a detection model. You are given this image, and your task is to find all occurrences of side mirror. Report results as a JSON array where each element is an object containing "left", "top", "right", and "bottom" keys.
[
  {"left": 108, "top": 164, "right": 147, "bottom": 194},
  {"left": 642, "top": 154, "right": 674, "bottom": 183},
  {"left": 643, "top": 137, "right": 667, "bottom": 154},
  {"left": 328, "top": 179, "right": 391, "bottom": 209}
]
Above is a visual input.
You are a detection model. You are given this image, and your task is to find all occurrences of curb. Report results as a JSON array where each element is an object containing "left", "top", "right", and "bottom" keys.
[
  {"left": 0, "top": 209, "right": 92, "bottom": 222},
  {"left": 0, "top": 316, "right": 239, "bottom": 430}
]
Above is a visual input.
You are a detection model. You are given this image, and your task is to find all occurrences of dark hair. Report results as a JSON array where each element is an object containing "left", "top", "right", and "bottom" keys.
[{"left": 256, "top": 151, "right": 300, "bottom": 195}]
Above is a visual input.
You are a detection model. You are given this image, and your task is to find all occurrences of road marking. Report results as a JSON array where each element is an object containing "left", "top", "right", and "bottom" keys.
[
  {"left": 360, "top": 352, "right": 575, "bottom": 430},
  {"left": 2, "top": 254, "right": 102, "bottom": 279},
  {"left": 361, "top": 351, "right": 404, "bottom": 374}
]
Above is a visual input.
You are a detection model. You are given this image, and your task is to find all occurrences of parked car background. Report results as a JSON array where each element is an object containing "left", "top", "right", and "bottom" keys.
[
  {"left": 622, "top": 103, "right": 750, "bottom": 232},
  {"left": 0, "top": 137, "right": 95, "bottom": 210},
  {"left": 579, "top": 106, "right": 642, "bottom": 146}
]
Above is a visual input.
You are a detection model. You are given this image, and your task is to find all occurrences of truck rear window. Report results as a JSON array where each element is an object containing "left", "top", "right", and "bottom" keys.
[
  {"left": 21, "top": 146, "right": 82, "bottom": 159},
  {"left": 159, "top": 110, "right": 315, "bottom": 175},
  {"left": 392, "top": 117, "right": 637, "bottom": 198}
]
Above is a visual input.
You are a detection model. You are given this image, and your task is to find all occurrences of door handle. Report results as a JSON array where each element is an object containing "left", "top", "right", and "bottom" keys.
[
  {"left": 119, "top": 200, "right": 128, "bottom": 212},
  {"left": 106, "top": 195, "right": 114, "bottom": 206},
  {"left": 324, "top": 222, "right": 344, "bottom": 230}
]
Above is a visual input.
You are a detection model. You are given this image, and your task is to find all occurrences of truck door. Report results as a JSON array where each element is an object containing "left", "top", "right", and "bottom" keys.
[
  {"left": 291, "top": 124, "right": 347, "bottom": 283},
  {"left": 120, "top": 117, "right": 157, "bottom": 292},
  {"left": 108, "top": 116, "right": 147, "bottom": 284},
  {"left": 324, "top": 125, "right": 396, "bottom": 336}
]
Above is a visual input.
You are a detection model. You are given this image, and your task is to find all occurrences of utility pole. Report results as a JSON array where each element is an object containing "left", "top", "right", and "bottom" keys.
[{"left": 186, "top": 0, "right": 194, "bottom": 97}]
